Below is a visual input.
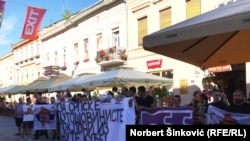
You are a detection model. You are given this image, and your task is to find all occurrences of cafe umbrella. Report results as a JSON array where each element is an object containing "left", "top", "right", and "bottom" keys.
[
  {"left": 143, "top": 0, "right": 250, "bottom": 69},
  {"left": 73, "top": 67, "right": 173, "bottom": 89},
  {"left": 28, "top": 73, "right": 71, "bottom": 93}
]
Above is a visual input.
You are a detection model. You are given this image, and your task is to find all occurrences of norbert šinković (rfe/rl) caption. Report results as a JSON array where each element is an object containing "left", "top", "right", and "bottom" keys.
[{"left": 126, "top": 125, "right": 250, "bottom": 140}]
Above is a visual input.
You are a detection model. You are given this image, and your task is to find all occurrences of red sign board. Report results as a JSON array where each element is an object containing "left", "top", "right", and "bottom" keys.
[
  {"left": 208, "top": 65, "right": 232, "bottom": 73},
  {"left": 147, "top": 59, "right": 162, "bottom": 69}
]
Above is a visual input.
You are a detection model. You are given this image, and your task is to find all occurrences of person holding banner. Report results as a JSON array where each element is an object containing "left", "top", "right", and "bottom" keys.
[
  {"left": 33, "top": 93, "right": 49, "bottom": 140},
  {"left": 173, "top": 95, "right": 182, "bottom": 107},
  {"left": 228, "top": 89, "right": 250, "bottom": 114},
  {"left": 206, "top": 90, "right": 228, "bottom": 113},
  {"left": 20, "top": 97, "right": 34, "bottom": 141},
  {"left": 50, "top": 96, "right": 59, "bottom": 140},
  {"left": 199, "top": 93, "right": 208, "bottom": 125},
  {"left": 189, "top": 90, "right": 202, "bottom": 124},
  {"left": 135, "top": 86, "right": 156, "bottom": 125}
]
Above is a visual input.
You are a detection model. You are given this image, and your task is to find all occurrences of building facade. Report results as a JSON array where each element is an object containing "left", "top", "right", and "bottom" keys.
[
  {"left": 6, "top": 0, "right": 127, "bottom": 84},
  {"left": 0, "top": 52, "right": 15, "bottom": 86},
  {"left": 0, "top": 0, "right": 248, "bottom": 105},
  {"left": 126, "top": 0, "right": 218, "bottom": 104}
]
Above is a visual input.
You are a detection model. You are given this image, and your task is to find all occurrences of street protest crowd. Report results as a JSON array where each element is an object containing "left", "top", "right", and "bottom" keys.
[{"left": 0, "top": 86, "right": 250, "bottom": 141}]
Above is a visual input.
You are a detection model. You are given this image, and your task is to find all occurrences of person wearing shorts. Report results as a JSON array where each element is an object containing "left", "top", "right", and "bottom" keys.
[
  {"left": 14, "top": 97, "right": 25, "bottom": 136},
  {"left": 20, "top": 97, "right": 34, "bottom": 141}
]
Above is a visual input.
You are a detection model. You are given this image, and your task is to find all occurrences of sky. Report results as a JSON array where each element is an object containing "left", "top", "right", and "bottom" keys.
[{"left": 0, "top": 0, "right": 99, "bottom": 57}]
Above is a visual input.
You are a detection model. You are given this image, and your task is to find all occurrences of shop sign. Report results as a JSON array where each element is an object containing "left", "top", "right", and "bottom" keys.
[
  {"left": 147, "top": 59, "right": 162, "bottom": 69},
  {"left": 208, "top": 65, "right": 232, "bottom": 73}
]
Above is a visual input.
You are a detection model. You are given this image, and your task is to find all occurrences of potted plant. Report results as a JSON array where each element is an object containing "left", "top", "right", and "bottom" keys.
[
  {"left": 120, "top": 54, "right": 127, "bottom": 60},
  {"left": 109, "top": 47, "right": 115, "bottom": 54},
  {"left": 83, "top": 58, "right": 90, "bottom": 62},
  {"left": 60, "top": 66, "right": 67, "bottom": 71},
  {"left": 104, "top": 55, "right": 110, "bottom": 61},
  {"left": 43, "top": 70, "right": 52, "bottom": 76},
  {"left": 98, "top": 49, "right": 105, "bottom": 56},
  {"left": 74, "top": 61, "right": 79, "bottom": 65}
]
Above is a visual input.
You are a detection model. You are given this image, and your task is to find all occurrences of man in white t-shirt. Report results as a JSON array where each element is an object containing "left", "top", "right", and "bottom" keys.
[{"left": 20, "top": 97, "right": 34, "bottom": 141}]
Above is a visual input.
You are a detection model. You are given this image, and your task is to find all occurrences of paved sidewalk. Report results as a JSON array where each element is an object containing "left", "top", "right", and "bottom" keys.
[{"left": 0, "top": 115, "right": 57, "bottom": 141}]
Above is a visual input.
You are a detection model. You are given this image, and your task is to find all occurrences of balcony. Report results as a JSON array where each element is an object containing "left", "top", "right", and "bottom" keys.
[
  {"left": 43, "top": 65, "right": 60, "bottom": 77},
  {"left": 95, "top": 47, "right": 127, "bottom": 66}
]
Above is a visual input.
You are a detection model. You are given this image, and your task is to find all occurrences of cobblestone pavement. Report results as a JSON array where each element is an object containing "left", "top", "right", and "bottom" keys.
[
  {"left": 0, "top": 115, "right": 57, "bottom": 141},
  {"left": 0, "top": 134, "right": 9, "bottom": 140}
]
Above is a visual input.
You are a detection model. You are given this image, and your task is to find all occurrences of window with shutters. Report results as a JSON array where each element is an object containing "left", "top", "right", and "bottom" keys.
[
  {"left": 36, "top": 43, "right": 40, "bottom": 55},
  {"left": 83, "top": 38, "right": 89, "bottom": 62},
  {"left": 96, "top": 33, "right": 102, "bottom": 50},
  {"left": 74, "top": 43, "right": 79, "bottom": 61},
  {"left": 138, "top": 16, "right": 147, "bottom": 46},
  {"left": 160, "top": 7, "right": 172, "bottom": 29},
  {"left": 63, "top": 48, "right": 66, "bottom": 66},
  {"left": 54, "top": 51, "right": 58, "bottom": 66},
  {"left": 186, "top": 0, "right": 201, "bottom": 19},
  {"left": 30, "top": 46, "right": 33, "bottom": 57},
  {"left": 46, "top": 53, "right": 50, "bottom": 66},
  {"left": 25, "top": 47, "right": 28, "bottom": 60},
  {"left": 112, "top": 27, "right": 120, "bottom": 47}
]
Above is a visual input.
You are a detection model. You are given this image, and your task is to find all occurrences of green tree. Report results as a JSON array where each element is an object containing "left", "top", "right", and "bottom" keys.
[
  {"left": 62, "top": 9, "right": 71, "bottom": 20},
  {"left": 152, "top": 86, "right": 169, "bottom": 100}
]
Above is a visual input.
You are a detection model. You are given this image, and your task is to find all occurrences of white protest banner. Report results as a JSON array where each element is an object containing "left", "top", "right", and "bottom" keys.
[{"left": 57, "top": 98, "right": 136, "bottom": 141}]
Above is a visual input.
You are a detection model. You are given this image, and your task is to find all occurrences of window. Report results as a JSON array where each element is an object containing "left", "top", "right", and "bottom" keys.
[
  {"left": 54, "top": 51, "right": 58, "bottom": 66},
  {"left": 150, "top": 70, "right": 173, "bottom": 89},
  {"left": 25, "top": 47, "right": 28, "bottom": 59},
  {"left": 26, "top": 71, "right": 28, "bottom": 80},
  {"left": 21, "top": 72, "right": 24, "bottom": 82},
  {"left": 36, "top": 43, "right": 39, "bottom": 55},
  {"left": 112, "top": 27, "right": 120, "bottom": 47},
  {"left": 74, "top": 43, "right": 79, "bottom": 61},
  {"left": 96, "top": 33, "right": 102, "bottom": 50},
  {"left": 160, "top": 7, "right": 171, "bottom": 29},
  {"left": 38, "top": 69, "right": 40, "bottom": 77},
  {"left": 152, "top": 72, "right": 160, "bottom": 76},
  {"left": 162, "top": 70, "right": 173, "bottom": 79},
  {"left": 31, "top": 70, "right": 34, "bottom": 80},
  {"left": 186, "top": 0, "right": 201, "bottom": 19},
  {"left": 31, "top": 46, "right": 33, "bottom": 57},
  {"left": 138, "top": 16, "right": 147, "bottom": 46},
  {"left": 150, "top": 69, "right": 173, "bottom": 79},
  {"left": 46, "top": 53, "right": 50, "bottom": 66},
  {"left": 16, "top": 52, "right": 19, "bottom": 62},
  {"left": 83, "top": 38, "right": 89, "bottom": 60},
  {"left": 63, "top": 48, "right": 66, "bottom": 66},
  {"left": 21, "top": 50, "right": 23, "bottom": 61}
]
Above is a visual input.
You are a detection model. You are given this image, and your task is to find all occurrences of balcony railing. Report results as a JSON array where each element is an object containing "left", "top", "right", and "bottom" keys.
[
  {"left": 95, "top": 47, "right": 127, "bottom": 64},
  {"left": 43, "top": 65, "right": 60, "bottom": 77}
]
